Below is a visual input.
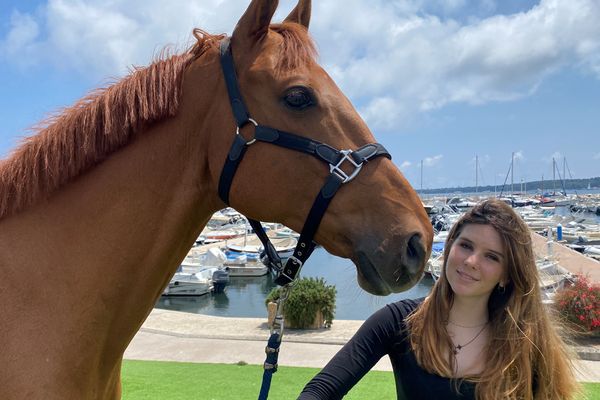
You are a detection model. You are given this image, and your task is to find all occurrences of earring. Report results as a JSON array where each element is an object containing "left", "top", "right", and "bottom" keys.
[{"left": 497, "top": 284, "right": 506, "bottom": 294}]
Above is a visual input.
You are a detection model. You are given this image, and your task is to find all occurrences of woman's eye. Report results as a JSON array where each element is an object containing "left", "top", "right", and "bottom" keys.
[
  {"left": 283, "top": 87, "right": 314, "bottom": 110},
  {"left": 486, "top": 254, "right": 500, "bottom": 262},
  {"left": 459, "top": 242, "right": 472, "bottom": 250}
]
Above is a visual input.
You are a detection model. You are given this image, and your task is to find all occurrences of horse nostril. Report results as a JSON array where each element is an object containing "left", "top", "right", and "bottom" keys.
[{"left": 406, "top": 233, "right": 426, "bottom": 273}]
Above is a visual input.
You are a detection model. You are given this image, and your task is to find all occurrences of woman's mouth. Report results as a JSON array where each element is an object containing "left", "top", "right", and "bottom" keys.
[{"left": 457, "top": 269, "right": 479, "bottom": 282}]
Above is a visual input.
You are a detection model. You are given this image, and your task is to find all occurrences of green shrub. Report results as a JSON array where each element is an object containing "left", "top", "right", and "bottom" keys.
[{"left": 266, "top": 277, "right": 336, "bottom": 329}]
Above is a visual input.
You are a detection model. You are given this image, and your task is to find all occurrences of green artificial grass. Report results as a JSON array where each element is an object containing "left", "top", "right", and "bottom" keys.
[
  {"left": 121, "top": 360, "right": 600, "bottom": 400},
  {"left": 585, "top": 384, "right": 600, "bottom": 400},
  {"left": 122, "top": 360, "right": 394, "bottom": 400}
]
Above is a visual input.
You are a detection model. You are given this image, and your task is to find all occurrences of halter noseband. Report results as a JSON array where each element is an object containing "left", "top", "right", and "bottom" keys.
[{"left": 217, "top": 37, "right": 391, "bottom": 286}]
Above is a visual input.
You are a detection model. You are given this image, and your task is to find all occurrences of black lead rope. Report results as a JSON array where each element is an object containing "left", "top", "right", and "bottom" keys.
[{"left": 217, "top": 37, "right": 391, "bottom": 400}]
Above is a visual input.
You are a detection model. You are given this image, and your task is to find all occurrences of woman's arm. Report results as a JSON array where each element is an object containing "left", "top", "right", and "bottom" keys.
[{"left": 297, "top": 304, "right": 402, "bottom": 399}]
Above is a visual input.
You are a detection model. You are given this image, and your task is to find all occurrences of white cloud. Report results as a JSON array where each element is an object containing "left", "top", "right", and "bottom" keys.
[
  {"left": 1, "top": 0, "right": 247, "bottom": 76},
  {"left": 542, "top": 151, "right": 564, "bottom": 163},
  {"left": 513, "top": 151, "right": 525, "bottom": 161},
  {"left": 400, "top": 161, "right": 412, "bottom": 169},
  {"left": 423, "top": 154, "right": 443, "bottom": 167},
  {"left": 1, "top": 11, "right": 40, "bottom": 66},
  {"left": 312, "top": 0, "right": 600, "bottom": 130},
  {"left": 2, "top": 0, "right": 600, "bottom": 133}
]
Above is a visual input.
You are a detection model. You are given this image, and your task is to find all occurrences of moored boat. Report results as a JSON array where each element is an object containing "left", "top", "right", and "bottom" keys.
[
  {"left": 162, "top": 272, "right": 213, "bottom": 296},
  {"left": 227, "top": 235, "right": 297, "bottom": 260}
]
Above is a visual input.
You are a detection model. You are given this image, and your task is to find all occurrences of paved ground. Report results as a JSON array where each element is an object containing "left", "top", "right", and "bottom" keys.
[{"left": 125, "top": 309, "right": 600, "bottom": 383}]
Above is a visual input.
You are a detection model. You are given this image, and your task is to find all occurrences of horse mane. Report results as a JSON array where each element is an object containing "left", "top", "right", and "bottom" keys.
[{"left": 0, "top": 23, "right": 315, "bottom": 220}]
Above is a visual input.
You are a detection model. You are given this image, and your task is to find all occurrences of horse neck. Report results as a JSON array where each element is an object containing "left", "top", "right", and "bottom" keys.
[{"left": 0, "top": 56, "right": 225, "bottom": 395}]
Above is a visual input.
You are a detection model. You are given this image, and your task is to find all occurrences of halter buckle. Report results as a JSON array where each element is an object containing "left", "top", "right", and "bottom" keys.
[
  {"left": 329, "top": 150, "right": 363, "bottom": 183},
  {"left": 273, "top": 256, "right": 303, "bottom": 286},
  {"left": 235, "top": 118, "right": 258, "bottom": 145}
]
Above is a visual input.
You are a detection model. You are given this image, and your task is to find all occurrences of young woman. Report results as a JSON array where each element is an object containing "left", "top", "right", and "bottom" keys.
[{"left": 298, "top": 199, "right": 579, "bottom": 399}]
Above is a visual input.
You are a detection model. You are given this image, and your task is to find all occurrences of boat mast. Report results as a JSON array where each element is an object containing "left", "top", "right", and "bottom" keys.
[
  {"left": 552, "top": 157, "right": 556, "bottom": 195},
  {"left": 475, "top": 155, "right": 478, "bottom": 193},
  {"left": 420, "top": 159, "right": 423, "bottom": 194},
  {"left": 511, "top": 152, "right": 514, "bottom": 195},
  {"left": 499, "top": 153, "right": 513, "bottom": 198},
  {"left": 563, "top": 157, "right": 566, "bottom": 190}
]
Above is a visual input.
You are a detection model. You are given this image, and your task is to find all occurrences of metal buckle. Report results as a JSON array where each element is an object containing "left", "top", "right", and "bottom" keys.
[
  {"left": 269, "top": 284, "right": 294, "bottom": 335},
  {"left": 274, "top": 256, "right": 303, "bottom": 286},
  {"left": 329, "top": 149, "right": 363, "bottom": 183},
  {"left": 286, "top": 255, "right": 303, "bottom": 270},
  {"left": 235, "top": 118, "right": 258, "bottom": 145},
  {"left": 264, "top": 362, "right": 278, "bottom": 371},
  {"left": 271, "top": 314, "right": 285, "bottom": 336}
]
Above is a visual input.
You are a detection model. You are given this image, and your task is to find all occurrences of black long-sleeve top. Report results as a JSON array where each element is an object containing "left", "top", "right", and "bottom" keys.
[{"left": 298, "top": 298, "right": 476, "bottom": 399}]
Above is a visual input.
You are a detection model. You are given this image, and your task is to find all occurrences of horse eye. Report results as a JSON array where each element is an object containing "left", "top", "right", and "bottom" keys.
[{"left": 283, "top": 87, "right": 314, "bottom": 110}]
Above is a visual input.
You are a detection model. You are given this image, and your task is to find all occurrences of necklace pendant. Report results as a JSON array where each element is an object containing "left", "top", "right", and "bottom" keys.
[{"left": 454, "top": 345, "right": 462, "bottom": 355}]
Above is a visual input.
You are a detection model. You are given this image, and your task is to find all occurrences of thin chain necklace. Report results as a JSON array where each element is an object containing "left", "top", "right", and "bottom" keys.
[
  {"left": 451, "top": 323, "right": 488, "bottom": 355},
  {"left": 447, "top": 320, "right": 488, "bottom": 329}
]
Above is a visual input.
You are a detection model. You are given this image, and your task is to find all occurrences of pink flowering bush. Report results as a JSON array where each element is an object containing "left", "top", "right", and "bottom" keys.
[{"left": 554, "top": 275, "right": 600, "bottom": 335}]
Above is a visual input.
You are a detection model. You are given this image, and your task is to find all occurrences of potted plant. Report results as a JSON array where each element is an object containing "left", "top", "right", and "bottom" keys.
[{"left": 266, "top": 277, "right": 336, "bottom": 329}]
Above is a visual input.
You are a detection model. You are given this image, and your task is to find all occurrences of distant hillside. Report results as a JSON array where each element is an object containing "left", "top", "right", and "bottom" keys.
[{"left": 418, "top": 177, "right": 600, "bottom": 195}]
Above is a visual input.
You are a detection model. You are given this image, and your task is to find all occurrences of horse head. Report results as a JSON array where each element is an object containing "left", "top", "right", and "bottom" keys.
[{"left": 200, "top": 0, "right": 433, "bottom": 295}]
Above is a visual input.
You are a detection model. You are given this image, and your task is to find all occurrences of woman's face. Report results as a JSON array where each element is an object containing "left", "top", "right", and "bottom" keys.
[{"left": 445, "top": 223, "right": 508, "bottom": 302}]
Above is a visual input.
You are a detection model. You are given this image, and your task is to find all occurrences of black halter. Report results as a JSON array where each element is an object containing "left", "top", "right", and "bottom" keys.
[{"left": 217, "top": 37, "right": 391, "bottom": 286}]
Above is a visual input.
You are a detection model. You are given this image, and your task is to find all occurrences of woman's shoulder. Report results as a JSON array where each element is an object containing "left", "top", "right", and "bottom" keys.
[
  {"left": 386, "top": 297, "right": 425, "bottom": 317},
  {"left": 362, "top": 297, "right": 425, "bottom": 331}
]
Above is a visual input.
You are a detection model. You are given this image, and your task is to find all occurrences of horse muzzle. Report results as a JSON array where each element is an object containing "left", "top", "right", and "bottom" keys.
[{"left": 354, "top": 232, "right": 428, "bottom": 295}]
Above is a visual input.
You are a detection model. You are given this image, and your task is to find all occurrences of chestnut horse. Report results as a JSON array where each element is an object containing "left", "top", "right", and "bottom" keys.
[{"left": 0, "top": 0, "right": 432, "bottom": 398}]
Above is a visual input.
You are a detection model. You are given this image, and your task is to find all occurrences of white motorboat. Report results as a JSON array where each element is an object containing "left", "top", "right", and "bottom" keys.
[
  {"left": 162, "top": 248, "right": 231, "bottom": 295},
  {"left": 274, "top": 227, "right": 300, "bottom": 239},
  {"left": 162, "top": 272, "right": 213, "bottom": 296},
  {"left": 202, "top": 228, "right": 246, "bottom": 241},
  {"left": 583, "top": 245, "right": 600, "bottom": 261},
  {"left": 224, "top": 253, "right": 269, "bottom": 277},
  {"left": 227, "top": 235, "right": 297, "bottom": 259},
  {"left": 226, "top": 263, "right": 269, "bottom": 277},
  {"left": 179, "top": 248, "right": 230, "bottom": 292},
  {"left": 447, "top": 197, "right": 477, "bottom": 208},
  {"left": 178, "top": 264, "right": 230, "bottom": 293}
]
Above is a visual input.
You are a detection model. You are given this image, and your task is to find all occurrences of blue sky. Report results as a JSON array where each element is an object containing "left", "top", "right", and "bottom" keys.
[{"left": 1, "top": 0, "right": 599, "bottom": 189}]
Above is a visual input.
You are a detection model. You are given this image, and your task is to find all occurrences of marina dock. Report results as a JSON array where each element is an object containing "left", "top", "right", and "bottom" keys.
[{"left": 531, "top": 232, "right": 600, "bottom": 282}]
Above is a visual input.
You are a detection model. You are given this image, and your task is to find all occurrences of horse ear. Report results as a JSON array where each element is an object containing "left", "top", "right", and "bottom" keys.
[
  {"left": 284, "top": 0, "right": 311, "bottom": 29},
  {"left": 232, "top": 0, "right": 279, "bottom": 45}
]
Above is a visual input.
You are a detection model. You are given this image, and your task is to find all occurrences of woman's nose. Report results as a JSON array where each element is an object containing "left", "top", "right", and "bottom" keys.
[{"left": 464, "top": 253, "right": 480, "bottom": 269}]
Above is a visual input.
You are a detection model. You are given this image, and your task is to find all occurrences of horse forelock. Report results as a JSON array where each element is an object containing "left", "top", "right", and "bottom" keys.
[
  {"left": 270, "top": 22, "right": 318, "bottom": 72},
  {"left": 0, "top": 31, "right": 223, "bottom": 221}
]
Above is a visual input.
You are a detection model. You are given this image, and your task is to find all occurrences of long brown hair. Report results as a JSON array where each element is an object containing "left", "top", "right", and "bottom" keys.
[{"left": 407, "top": 199, "right": 579, "bottom": 399}]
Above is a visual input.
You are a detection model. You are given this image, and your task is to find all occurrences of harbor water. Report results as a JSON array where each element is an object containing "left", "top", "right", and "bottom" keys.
[
  {"left": 156, "top": 247, "right": 434, "bottom": 320},
  {"left": 155, "top": 199, "right": 600, "bottom": 320}
]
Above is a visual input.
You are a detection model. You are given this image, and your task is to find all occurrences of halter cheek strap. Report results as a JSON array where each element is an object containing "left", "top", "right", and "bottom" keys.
[{"left": 217, "top": 37, "right": 391, "bottom": 286}]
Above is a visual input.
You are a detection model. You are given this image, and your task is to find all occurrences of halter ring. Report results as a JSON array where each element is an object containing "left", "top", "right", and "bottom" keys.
[{"left": 236, "top": 118, "right": 258, "bottom": 145}]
